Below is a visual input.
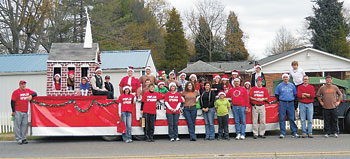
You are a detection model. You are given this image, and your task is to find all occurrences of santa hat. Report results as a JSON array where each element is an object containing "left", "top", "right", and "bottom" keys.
[
  {"left": 82, "top": 76, "right": 89, "bottom": 81},
  {"left": 169, "top": 82, "right": 177, "bottom": 88},
  {"left": 221, "top": 74, "right": 229, "bottom": 81},
  {"left": 189, "top": 74, "right": 197, "bottom": 81},
  {"left": 254, "top": 64, "right": 262, "bottom": 70},
  {"left": 213, "top": 74, "right": 221, "bottom": 80},
  {"left": 282, "top": 73, "right": 290, "bottom": 79},
  {"left": 244, "top": 80, "right": 251, "bottom": 86},
  {"left": 127, "top": 66, "right": 134, "bottom": 72},
  {"left": 169, "top": 70, "right": 175, "bottom": 76},
  {"left": 157, "top": 80, "right": 165, "bottom": 86},
  {"left": 145, "top": 66, "right": 151, "bottom": 71},
  {"left": 179, "top": 72, "right": 186, "bottom": 78},
  {"left": 232, "top": 70, "right": 240, "bottom": 76},
  {"left": 257, "top": 77, "right": 264, "bottom": 83},
  {"left": 218, "top": 91, "right": 226, "bottom": 97},
  {"left": 233, "top": 78, "right": 241, "bottom": 82},
  {"left": 54, "top": 74, "right": 61, "bottom": 78},
  {"left": 158, "top": 70, "right": 165, "bottom": 76},
  {"left": 123, "top": 85, "right": 132, "bottom": 91},
  {"left": 68, "top": 70, "right": 75, "bottom": 75},
  {"left": 95, "top": 68, "right": 102, "bottom": 73}
]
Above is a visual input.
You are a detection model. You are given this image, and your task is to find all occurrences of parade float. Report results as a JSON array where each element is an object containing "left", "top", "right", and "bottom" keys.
[{"left": 29, "top": 10, "right": 281, "bottom": 137}]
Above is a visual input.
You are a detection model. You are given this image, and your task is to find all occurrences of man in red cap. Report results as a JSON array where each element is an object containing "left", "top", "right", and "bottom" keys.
[
  {"left": 11, "top": 80, "right": 37, "bottom": 145},
  {"left": 158, "top": 70, "right": 167, "bottom": 82},
  {"left": 119, "top": 66, "right": 141, "bottom": 98},
  {"left": 249, "top": 77, "right": 269, "bottom": 139}
]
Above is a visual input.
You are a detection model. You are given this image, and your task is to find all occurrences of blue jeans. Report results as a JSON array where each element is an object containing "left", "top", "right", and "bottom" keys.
[
  {"left": 166, "top": 113, "right": 180, "bottom": 139},
  {"left": 121, "top": 111, "right": 132, "bottom": 141},
  {"left": 299, "top": 102, "right": 313, "bottom": 135},
  {"left": 203, "top": 107, "right": 215, "bottom": 139},
  {"left": 232, "top": 106, "right": 246, "bottom": 136},
  {"left": 183, "top": 107, "right": 197, "bottom": 140},
  {"left": 279, "top": 101, "right": 298, "bottom": 135}
]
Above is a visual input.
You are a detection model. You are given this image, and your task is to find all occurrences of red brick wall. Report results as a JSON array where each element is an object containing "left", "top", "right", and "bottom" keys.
[{"left": 47, "top": 62, "right": 99, "bottom": 96}]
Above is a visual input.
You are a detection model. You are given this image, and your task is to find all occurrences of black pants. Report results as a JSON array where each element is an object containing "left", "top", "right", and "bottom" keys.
[
  {"left": 217, "top": 115, "right": 229, "bottom": 138},
  {"left": 92, "top": 90, "right": 114, "bottom": 99},
  {"left": 323, "top": 108, "right": 339, "bottom": 134},
  {"left": 143, "top": 113, "right": 156, "bottom": 140}
]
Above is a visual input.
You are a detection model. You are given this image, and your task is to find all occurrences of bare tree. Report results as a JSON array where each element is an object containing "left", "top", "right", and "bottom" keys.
[
  {"left": 145, "top": 0, "right": 171, "bottom": 28},
  {"left": 0, "top": 0, "right": 51, "bottom": 54},
  {"left": 266, "top": 27, "right": 302, "bottom": 55},
  {"left": 185, "top": 0, "right": 226, "bottom": 61}
]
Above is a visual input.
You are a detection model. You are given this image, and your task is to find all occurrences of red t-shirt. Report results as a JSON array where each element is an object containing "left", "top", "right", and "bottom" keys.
[
  {"left": 119, "top": 76, "right": 141, "bottom": 93},
  {"left": 117, "top": 94, "right": 135, "bottom": 113},
  {"left": 141, "top": 91, "right": 162, "bottom": 114},
  {"left": 164, "top": 92, "right": 182, "bottom": 114},
  {"left": 297, "top": 84, "right": 315, "bottom": 104},
  {"left": 249, "top": 86, "right": 270, "bottom": 105},
  {"left": 55, "top": 82, "right": 61, "bottom": 90},
  {"left": 226, "top": 86, "right": 249, "bottom": 107},
  {"left": 11, "top": 88, "right": 36, "bottom": 113}
]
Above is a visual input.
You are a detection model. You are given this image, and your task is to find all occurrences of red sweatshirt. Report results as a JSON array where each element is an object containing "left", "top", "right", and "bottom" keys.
[
  {"left": 297, "top": 84, "right": 315, "bottom": 104},
  {"left": 164, "top": 92, "right": 182, "bottom": 114},
  {"left": 226, "top": 86, "right": 249, "bottom": 107},
  {"left": 117, "top": 94, "right": 135, "bottom": 113},
  {"left": 141, "top": 91, "right": 163, "bottom": 114},
  {"left": 249, "top": 86, "right": 270, "bottom": 105}
]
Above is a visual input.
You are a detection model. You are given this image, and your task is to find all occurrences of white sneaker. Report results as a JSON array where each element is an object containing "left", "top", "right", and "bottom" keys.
[
  {"left": 324, "top": 134, "right": 329, "bottom": 138},
  {"left": 240, "top": 135, "right": 245, "bottom": 140},
  {"left": 170, "top": 138, "right": 175, "bottom": 142},
  {"left": 235, "top": 134, "right": 241, "bottom": 140},
  {"left": 334, "top": 133, "right": 338, "bottom": 138},
  {"left": 176, "top": 138, "right": 180, "bottom": 141}
]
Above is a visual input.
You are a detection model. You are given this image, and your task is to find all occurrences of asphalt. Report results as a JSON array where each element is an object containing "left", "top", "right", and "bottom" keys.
[{"left": 1, "top": 134, "right": 350, "bottom": 159}]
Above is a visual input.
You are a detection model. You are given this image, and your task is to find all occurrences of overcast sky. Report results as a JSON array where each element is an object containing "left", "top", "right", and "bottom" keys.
[{"left": 168, "top": 0, "right": 350, "bottom": 59}]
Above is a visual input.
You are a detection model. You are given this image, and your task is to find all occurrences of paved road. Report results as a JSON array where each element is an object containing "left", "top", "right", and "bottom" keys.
[{"left": 1, "top": 134, "right": 350, "bottom": 159}]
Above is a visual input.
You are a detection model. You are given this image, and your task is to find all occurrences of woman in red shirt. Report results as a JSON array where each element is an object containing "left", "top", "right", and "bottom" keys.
[
  {"left": 164, "top": 82, "right": 182, "bottom": 142},
  {"left": 117, "top": 85, "right": 135, "bottom": 143}
]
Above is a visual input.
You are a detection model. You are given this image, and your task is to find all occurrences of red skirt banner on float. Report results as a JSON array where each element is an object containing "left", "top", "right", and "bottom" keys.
[{"left": 31, "top": 96, "right": 121, "bottom": 136}]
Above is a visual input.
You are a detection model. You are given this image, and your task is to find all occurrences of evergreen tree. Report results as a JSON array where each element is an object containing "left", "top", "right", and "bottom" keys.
[
  {"left": 164, "top": 8, "right": 189, "bottom": 72},
  {"left": 194, "top": 17, "right": 214, "bottom": 62},
  {"left": 224, "top": 11, "right": 249, "bottom": 61},
  {"left": 306, "top": 0, "right": 350, "bottom": 58}
]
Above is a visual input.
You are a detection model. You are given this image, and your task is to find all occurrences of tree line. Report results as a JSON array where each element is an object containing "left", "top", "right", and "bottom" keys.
[{"left": 0, "top": 0, "right": 349, "bottom": 72}]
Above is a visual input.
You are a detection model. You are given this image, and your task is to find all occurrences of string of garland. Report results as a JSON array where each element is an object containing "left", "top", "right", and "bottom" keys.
[{"left": 32, "top": 99, "right": 118, "bottom": 113}]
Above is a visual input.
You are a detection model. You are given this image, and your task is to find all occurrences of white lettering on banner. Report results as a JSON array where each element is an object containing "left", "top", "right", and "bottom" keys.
[{"left": 253, "top": 91, "right": 264, "bottom": 97}]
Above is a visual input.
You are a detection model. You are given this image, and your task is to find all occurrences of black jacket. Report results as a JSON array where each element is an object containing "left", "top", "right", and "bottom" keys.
[
  {"left": 200, "top": 90, "right": 216, "bottom": 109},
  {"left": 104, "top": 82, "right": 114, "bottom": 94},
  {"left": 251, "top": 72, "right": 266, "bottom": 87}
]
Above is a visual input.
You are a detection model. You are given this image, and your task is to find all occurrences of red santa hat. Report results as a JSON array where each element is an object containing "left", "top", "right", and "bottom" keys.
[
  {"left": 157, "top": 80, "right": 165, "bottom": 86},
  {"left": 254, "top": 64, "right": 262, "bottom": 70},
  {"left": 232, "top": 70, "right": 240, "bottom": 76},
  {"left": 189, "top": 74, "right": 197, "bottom": 81},
  {"left": 158, "top": 70, "right": 166, "bottom": 76},
  {"left": 179, "top": 72, "right": 186, "bottom": 78},
  {"left": 127, "top": 66, "right": 134, "bottom": 72},
  {"left": 221, "top": 74, "right": 229, "bottom": 81},
  {"left": 213, "top": 74, "right": 221, "bottom": 80},
  {"left": 169, "top": 70, "right": 175, "bottom": 76},
  {"left": 244, "top": 80, "right": 251, "bottom": 86},
  {"left": 145, "top": 66, "right": 151, "bottom": 71},
  {"left": 123, "top": 85, "right": 132, "bottom": 91},
  {"left": 54, "top": 74, "right": 61, "bottom": 78},
  {"left": 68, "top": 70, "right": 75, "bottom": 75},
  {"left": 95, "top": 68, "right": 102, "bottom": 73},
  {"left": 169, "top": 82, "right": 177, "bottom": 88},
  {"left": 218, "top": 91, "right": 226, "bottom": 97}
]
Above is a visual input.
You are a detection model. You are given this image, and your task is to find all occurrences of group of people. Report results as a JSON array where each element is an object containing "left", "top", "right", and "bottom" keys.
[{"left": 11, "top": 61, "right": 343, "bottom": 145}]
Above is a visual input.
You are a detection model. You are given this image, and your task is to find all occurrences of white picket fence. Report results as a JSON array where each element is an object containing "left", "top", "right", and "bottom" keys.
[{"left": 0, "top": 112, "right": 14, "bottom": 133}]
